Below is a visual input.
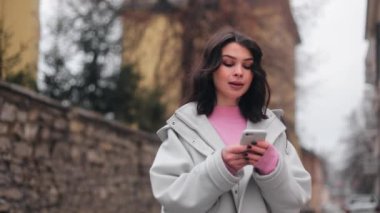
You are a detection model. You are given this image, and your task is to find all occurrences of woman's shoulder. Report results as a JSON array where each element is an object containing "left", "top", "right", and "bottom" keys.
[
  {"left": 266, "top": 109, "right": 284, "bottom": 121},
  {"left": 156, "top": 102, "right": 203, "bottom": 141},
  {"left": 248, "top": 108, "right": 286, "bottom": 131},
  {"left": 174, "top": 102, "right": 198, "bottom": 116}
]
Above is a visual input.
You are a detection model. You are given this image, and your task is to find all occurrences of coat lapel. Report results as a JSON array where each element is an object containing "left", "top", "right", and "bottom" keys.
[
  {"left": 172, "top": 103, "right": 286, "bottom": 154},
  {"left": 174, "top": 103, "right": 226, "bottom": 151}
]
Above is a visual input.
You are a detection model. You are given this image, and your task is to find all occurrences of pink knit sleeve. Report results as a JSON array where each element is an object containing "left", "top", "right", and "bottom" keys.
[{"left": 254, "top": 144, "right": 279, "bottom": 175}]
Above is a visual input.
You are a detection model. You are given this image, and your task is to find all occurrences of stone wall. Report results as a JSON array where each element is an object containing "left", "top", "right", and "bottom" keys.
[{"left": 0, "top": 81, "right": 161, "bottom": 213}]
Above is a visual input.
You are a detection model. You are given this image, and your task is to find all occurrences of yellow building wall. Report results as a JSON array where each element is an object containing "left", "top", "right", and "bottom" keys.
[
  {"left": 0, "top": 0, "right": 39, "bottom": 78},
  {"left": 122, "top": 14, "right": 183, "bottom": 115}
]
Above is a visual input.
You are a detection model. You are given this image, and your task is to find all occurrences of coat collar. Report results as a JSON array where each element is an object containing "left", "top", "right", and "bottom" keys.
[
  {"left": 168, "top": 102, "right": 286, "bottom": 153},
  {"left": 173, "top": 102, "right": 224, "bottom": 151}
]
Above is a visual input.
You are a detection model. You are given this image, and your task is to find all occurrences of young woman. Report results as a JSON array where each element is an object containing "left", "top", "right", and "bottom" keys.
[{"left": 150, "top": 27, "right": 311, "bottom": 213}]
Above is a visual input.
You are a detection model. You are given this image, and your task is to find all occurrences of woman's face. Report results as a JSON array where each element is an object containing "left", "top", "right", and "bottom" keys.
[{"left": 213, "top": 42, "right": 254, "bottom": 106}]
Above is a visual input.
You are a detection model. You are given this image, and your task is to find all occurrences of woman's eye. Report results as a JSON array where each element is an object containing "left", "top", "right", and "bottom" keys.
[
  {"left": 243, "top": 64, "right": 253, "bottom": 69},
  {"left": 222, "top": 62, "right": 234, "bottom": 67}
]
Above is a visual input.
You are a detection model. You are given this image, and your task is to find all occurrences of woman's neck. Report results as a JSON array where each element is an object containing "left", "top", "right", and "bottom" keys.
[
  {"left": 215, "top": 101, "right": 238, "bottom": 107},
  {"left": 215, "top": 97, "right": 238, "bottom": 106}
]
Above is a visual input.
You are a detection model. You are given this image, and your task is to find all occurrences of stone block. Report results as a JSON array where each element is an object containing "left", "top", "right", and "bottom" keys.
[
  {"left": 52, "top": 142, "right": 70, "bottom": 159},
  {"left": 40, "top": 112, "right": 53, "bottom": 123},
  {"left": 97, "top": 187, "right": 108, "bottom": 200},
  {"left": 70, "top": 134, "right": 84, "bottom": 144},
  {"left": 85, "top": 125, "right": 95, "bottom": 136},
  {"left": 92, "top": 129, "right": 107, "bottom": 140},
  {"left": 48, "top": 186, "right": 59, "bottom": 204},
  {"left": 70, "top": 120, "right": 85, "bottom": 133},
  {"left": 86, "top": 150, "right": 104, "bottom": 165},
  {"left": 40, "top": 127, "right": 50, "bottom": 141},
  {"left": 28, "top": 109, "right": 39, "bottom": 121},
  {"left": 0, "top": 137, "right": 11, "bottom": 152},
  {"left": 0, "top": 188, "right": 23, "bottom": 200},
  {"left": 54, "top": 118, "right": 67, "bottom": 131},
  {"left": 70, "top": 147, "right": 81, "bottom": 162},
  {"left": 51, "top": 132, "right": 64, "bottom": 141},
  {"left": 0, "top": 103, "right": 16, "bottom": 122},
  {"left": 0, "top": 123, "right": 8, "bottom": 135},
  {"left": 99, "top": 142, "right": 112, "bottom": 152},
  {"left": 14, "top": 143, "right": 32, "bottom": 158},
  {"left": 25, "top": 123, "right": 39, "bottom": 142},
  {"left": 0, "top": 103, "right": 17, "bottom": 122},
  {"left": 0, "top": 173, "right": 10, "bottom": 185},
  {"left": 0, "top": 163, "right": 6, "bottom": 172},
  {"left": 10, "top": 164, "right": 23, "bottom": 184},
  {"left": 17, "top": 110, "right": 27, "bottom": 122},
  {"left": 12, "top": 123, "right": 23, "bottom": 140},
  {"left": 35, "top": 144, "right": 50, "bottom": 159},
  {"left": 27, "top": 190, "right": 39, "bottom": 203},
  {"left": 0, "top": 198, "right": 10, "bottom": 212}
]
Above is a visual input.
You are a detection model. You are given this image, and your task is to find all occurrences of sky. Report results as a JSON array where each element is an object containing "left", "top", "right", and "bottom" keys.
[
  {"left": 292, "top": 0, "right": 368, "bottom": 165},
  {"left": 38, "top": 0, "right": 123, "bottom": 88}
]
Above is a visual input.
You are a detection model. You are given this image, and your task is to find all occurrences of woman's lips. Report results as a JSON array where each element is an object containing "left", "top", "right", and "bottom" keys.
[{"left": 229, "top": 82, "right": 244, "bottom": 89}]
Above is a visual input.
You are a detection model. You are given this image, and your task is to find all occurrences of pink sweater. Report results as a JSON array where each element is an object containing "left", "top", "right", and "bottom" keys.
[
  {"left": 208, "top": 105, "right": 279, "bottom": 175},
  {"left": 208, "top": 105, "right": 246, "bottom": 146}
]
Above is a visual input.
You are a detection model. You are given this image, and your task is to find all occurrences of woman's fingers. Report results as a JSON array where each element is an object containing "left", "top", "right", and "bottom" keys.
[
  {"left": 243, "top": 152, "right": 260, "bottom": 164},
  {"left": 225, "top": 144, "right": 250, "bottom": 154},
  {"left": 255, "top": 141, "right": 270, "bottom": 149},
  {"left": 222, "top": 145, "right": 253, "bottom": 173},
  {"left": 247, "top": 140, "right": 269, "bottom": 155},
  {"left": 244, "top": 141, "right": 271, "bottom": 165},
  {"left": 223, "top": 157, "right": 247, "bottom": 174},
  {"left": 222, "top": 145, "right": 249, "bottom": 163},
  {"left": 222, "top": 151, "right": 244, "bottom": 161},
  {"left": 222, "top": 142, "right": 272, "bottom": 172}
]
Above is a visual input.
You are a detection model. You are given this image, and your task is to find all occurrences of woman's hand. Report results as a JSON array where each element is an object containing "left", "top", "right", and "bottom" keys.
[
  {"left": 221, "top": 145, "right": 248, "bottom": 175},
  {"left": 222, "top": 141, "right": 279, "bottom": 175},
  {"left": 245, "top": 141, "right": 279, "bottom": 175}
]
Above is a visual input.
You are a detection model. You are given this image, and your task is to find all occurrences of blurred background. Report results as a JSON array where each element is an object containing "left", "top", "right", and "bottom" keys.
[{"left": 0, "top": 0, "right": 378, "bottom": 212}]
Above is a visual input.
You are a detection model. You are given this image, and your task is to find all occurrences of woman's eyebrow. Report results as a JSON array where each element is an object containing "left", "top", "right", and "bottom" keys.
[{"left": 222, "top": 55, "right": 253, "bottom": 61}]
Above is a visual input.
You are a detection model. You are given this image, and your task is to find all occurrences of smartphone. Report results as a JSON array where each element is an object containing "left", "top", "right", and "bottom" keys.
[{"left": 240, "top": 129, "right": 267, "bottom": 145}]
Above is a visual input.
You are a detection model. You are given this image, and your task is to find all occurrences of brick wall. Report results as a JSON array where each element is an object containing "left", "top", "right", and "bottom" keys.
[{"left": 0, "top": 81, "right": 161, "bottom": 213}]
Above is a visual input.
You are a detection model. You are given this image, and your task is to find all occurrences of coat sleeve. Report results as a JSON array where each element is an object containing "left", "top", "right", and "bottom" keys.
[
  {"left": 253, "top": 133, "right": 312, "bottom": 212},
  {"left": 150, "top": 128, "right": 241, "bottom": 213}
]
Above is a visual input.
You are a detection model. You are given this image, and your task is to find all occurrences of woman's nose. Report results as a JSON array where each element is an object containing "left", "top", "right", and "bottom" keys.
[{"left": 233, "top": 65, "right": 243, "bottom": 77}]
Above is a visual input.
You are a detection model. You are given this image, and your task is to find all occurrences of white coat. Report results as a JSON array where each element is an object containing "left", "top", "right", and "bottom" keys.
[{"left": 150, "top": 102, "right": 311, "bottom": 213}]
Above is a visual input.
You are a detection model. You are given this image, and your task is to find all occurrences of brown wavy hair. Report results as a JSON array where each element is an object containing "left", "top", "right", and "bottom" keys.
[{"left": 185, "top": 27, "right": 271, "bottom": 123}]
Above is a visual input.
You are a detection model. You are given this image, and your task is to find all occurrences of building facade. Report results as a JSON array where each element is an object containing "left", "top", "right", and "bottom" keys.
[
  {"left": 122, "top": 0, "right": 302, "bottom": 150},
  {"left": 301, "top": 148, "right": 328, "bottom": 212},
  {"left": 365, "top": 0, "right": 380, "bottom": 199},
  {"left": 0, "top": 0, "right": 39, "bottom": 79}
]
